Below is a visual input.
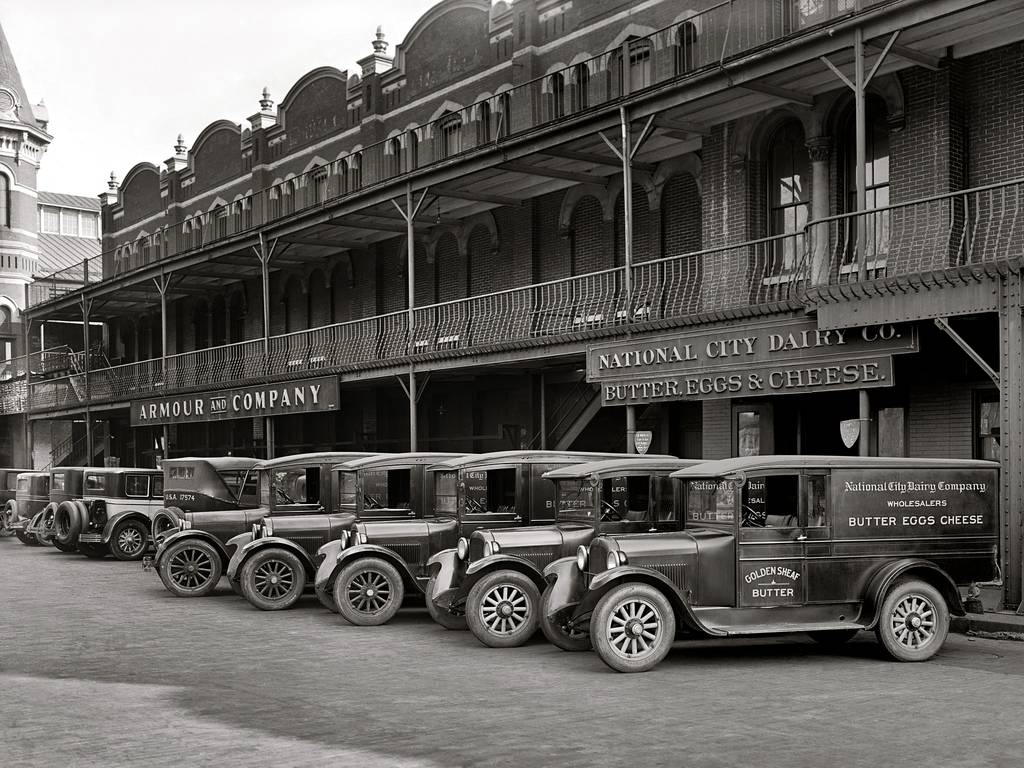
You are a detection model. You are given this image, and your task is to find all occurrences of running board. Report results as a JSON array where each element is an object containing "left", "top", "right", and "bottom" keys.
[{"left": 705, "top": 622, "right": 868, "bottom": 637}]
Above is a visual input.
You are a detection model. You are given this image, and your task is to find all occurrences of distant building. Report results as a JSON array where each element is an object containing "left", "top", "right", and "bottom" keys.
[{"left": 0, "top": 21, "right": 100, "bottom": 467}]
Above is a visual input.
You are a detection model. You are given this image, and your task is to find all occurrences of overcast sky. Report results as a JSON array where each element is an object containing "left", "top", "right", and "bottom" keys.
[{"left": 2, "top": 0, "right": 441, "bottom": 197}]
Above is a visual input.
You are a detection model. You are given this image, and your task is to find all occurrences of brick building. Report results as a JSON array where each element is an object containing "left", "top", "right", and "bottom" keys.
[{"left": 5, "top": 0, "right": 1024, "bottom": 605}]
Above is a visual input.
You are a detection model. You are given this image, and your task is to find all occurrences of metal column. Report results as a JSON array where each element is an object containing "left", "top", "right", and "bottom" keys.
[
  {"left": 81, "top": 293, "right": 93, "bottom": 465},
  {"left": 392, "top": 183, "right": 428, "bottom": 451},
  {"left": 253, "top": 234, "right": 277, "bottom": 459},
  {"left": 999, "top": 273, "right": 1024, "bottom": 610},
  {"left": 601, "top": 107, "right": 654, "bottom": 454}
]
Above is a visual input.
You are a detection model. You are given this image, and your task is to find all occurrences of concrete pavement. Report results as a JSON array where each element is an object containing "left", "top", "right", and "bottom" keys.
[{"left": 1, "top": 541, "right": 1022, "bottom": 768}]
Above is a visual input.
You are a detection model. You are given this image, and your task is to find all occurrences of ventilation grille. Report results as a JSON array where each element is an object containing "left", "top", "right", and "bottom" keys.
[{"left": 385, "top": 543, "right": 421, "bottom": 563}]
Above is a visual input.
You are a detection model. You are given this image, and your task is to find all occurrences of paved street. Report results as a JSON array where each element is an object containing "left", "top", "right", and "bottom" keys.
[{"left": 1, "top": 540, "right": 1022, "bottom": 768}]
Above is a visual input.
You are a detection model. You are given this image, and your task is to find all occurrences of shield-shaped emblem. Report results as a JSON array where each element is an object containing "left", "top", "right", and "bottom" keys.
[
  {"left": 634, "top": 430, "right": 653, "bottom": 455},
  {"left": 839, "top": 419, "right": 861, "bottom": 449}
]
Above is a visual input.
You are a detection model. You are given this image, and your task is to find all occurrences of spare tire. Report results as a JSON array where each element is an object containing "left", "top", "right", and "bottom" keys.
[
  {"left": 54, "top": 500, "right": 84, "bottom": 546},
  {"left": 152, "top": 506, "right": 184, "bottom": 541}
]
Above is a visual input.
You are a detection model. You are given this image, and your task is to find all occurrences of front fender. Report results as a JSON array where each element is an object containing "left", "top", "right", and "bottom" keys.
[
  {"left": 426, "top": 549, "right": 468, "bottom": 610},
  {"left": 225, "top": 533, "right": 255, "bottom": 581},
  {"left": 460, "top": 554, "right": 546, "bottom": 600},
  {"left": 334, "top": 544, "right": 419, "bottom": 592},
  {"left": 861, "top": 558, "right": 966, "bottom": 628},
  {"left": 229, "top": 536, "right": 318, "bottom": 583},
  {"left": 541, "top": 556, "right": 586, "bottom": 622},
  {"left": 572, "top": 566, "right": 715, "bottom": 636},
  {"left": 154, "top": 529, "right": 229, "bottom": 570},
  {"left": 101, "top": 510, "right": 148, "bottom": 544}
]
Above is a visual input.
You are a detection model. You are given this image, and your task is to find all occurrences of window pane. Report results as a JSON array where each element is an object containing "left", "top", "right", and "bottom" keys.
[
  {"left": 125, "top": 475, "right": 150, "bottom": 497},
  {"left": 61, "top": 210, "right": 79, "bottom": 236},
  {"left": 81, "top": 214, "right": 98, "bottom": 238},
  {"left": 42, "top": 207, "right": 60, "bottom": 233}
]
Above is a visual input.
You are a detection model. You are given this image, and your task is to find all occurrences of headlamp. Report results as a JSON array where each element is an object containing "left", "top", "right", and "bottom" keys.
[
  {"left": 263, "top": 518, "right": 274, "bottom": 537},
  {"left": 606, "top": 550, "right": 627, "bottom": 570},
  {"left": 576, "top": 545, "right": 588, "bottom": 572},
  {"left": 339, "top": 530, "right": 350, "bottom": 549},
  {"left": 483, "top": 539, "right": 501, "bottom": 557},
  {"left": 356, "top": 530, "right": 368, "bottom": 545},
  {"left": 456, "top": 537, "right": 469, "bottom": 560},
  {"left": 252, "top": 523, "right": 262, "bottom": 539},
  {"left": 179, "top": 518, "right": 192, "bottom": 531}
]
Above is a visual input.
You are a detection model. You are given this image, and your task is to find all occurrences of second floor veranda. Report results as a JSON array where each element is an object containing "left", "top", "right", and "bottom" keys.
[{"left": 15, "top": 174, "right": 1024, "bottom": 416}]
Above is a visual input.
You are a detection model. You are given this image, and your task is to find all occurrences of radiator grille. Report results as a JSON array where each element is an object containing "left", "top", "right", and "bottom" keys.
[
  {"left": 630, "top": 559, "right": 686, "bottom": 590},
  {"left": 291, "top": 536, "right": 329, "bottom": 557},
  {"left": 384, "top": 543, "right": 421, "bottom": 563}
]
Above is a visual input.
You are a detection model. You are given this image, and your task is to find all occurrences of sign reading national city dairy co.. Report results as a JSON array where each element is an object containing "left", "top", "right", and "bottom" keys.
[
  {"left": 588, "top": 317, "right": 917, "bottom": 406},
  {"left": 130, "top": 377, "right": 340, "bottom": 426}
]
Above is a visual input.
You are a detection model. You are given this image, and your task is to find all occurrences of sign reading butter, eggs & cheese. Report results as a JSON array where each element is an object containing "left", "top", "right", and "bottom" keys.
[{"left": 587, "top": 317, "right": 917, "bottom": 406}]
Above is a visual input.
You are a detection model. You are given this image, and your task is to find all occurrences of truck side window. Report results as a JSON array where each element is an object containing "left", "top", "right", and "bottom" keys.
[
  {"left": 805, "top": 474, "right": 828, "bottom": 527},
  {"left": 741, "top": 475, "right": 799, "bottom": 528},
  {"left": 487, "top": 468, "right": 516, "bottom": 514}
]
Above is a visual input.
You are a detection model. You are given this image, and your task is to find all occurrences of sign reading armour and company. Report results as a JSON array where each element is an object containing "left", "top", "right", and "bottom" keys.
[
  {"left": 588, "top": 317, "right": 918, "bottom": 406},
  {"left": 130, "top": 376, "right": 340, "bottom": 426}
]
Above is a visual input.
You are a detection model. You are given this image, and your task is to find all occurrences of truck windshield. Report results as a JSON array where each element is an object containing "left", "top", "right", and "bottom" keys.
[
  {"left": 556, "top": 478, "right": 598, "bottom": 521},
  {"left": 686, "top": 479, "right": 738, "bottom": 524},
  {"left": 224, "top": 469, "right": 258, "bottom": 505}
]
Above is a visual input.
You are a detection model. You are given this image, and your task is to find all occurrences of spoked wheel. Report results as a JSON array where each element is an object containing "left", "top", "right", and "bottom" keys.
[
  {"left": 876, "top": 579, "right": 949, "bottom": 662},
  {"left": 334, "top": 557, "right": 404, "bottom": 626},
  {"left": 591, "top": 583, "right": 676, "bottom": 673},
  {"left": 110, "top": 519, "right": 149, "bottom": 561},
  {"left": 539, "top": 585, "right": 591, "bottom": 652},
  {"left": 241, "top": 549, "right": 306, "bottom": 611},
  {"left": 1, "top": 502, "right": 17, "bottom": 536},
  {"left": 425, "top": 575, "right": 466, "bottom": 631},
  {"left": 467, "top": 571, "right": 540, "bottom": 648},
  {"left": 158, "top": 539, "right": 222, "bottom": 597}
]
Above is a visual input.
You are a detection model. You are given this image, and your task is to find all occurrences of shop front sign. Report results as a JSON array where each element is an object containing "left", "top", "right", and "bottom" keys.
[
  {"left": 588, "top": 317, "right": 917, "bottom": 406},
  {"left": 131, "top": 376, "right": 340, "bottom": 426}
]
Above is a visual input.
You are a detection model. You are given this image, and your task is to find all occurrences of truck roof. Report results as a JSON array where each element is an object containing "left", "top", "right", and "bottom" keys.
[
  {"left": 670, "top": 455, "right": 1000, "bottom": 479},
  {"left": 164, "top": 457, "right": 261, "bottom": 471},
  {"left": 16, "top": 471, "right": 48, "bottom": 479},
  {"left": 333, "top": 452, "right": 464, "bottom": 470},
  {"left": 543, "top": 457, "right": 699, "bottom": 479},
  {"left": 255, "top": 451, "right": 378, "bottom": 470},
  {"left": 428, "top": 450, "right": 672, "bottom": 471},
  {"left": 82, "top": 467, "right": 159, "bottom": 475}
]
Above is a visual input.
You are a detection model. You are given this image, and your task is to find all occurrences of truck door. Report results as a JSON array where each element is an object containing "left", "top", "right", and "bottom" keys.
[{"left": 737, "top": 472, "right": 805, "bottom": 608}]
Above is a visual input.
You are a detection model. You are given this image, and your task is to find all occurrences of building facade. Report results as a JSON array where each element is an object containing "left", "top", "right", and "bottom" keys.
[{"left": 4, "top": 0, "right": 1024, "bottom": 606}]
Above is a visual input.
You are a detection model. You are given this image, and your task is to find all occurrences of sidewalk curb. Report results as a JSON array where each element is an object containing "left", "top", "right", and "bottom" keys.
[{"left": 952, "top": 614, "right": 1024, "bottom": 636}]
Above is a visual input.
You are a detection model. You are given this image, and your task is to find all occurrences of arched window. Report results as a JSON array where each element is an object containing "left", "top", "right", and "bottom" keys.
[
  {"left": 843, "top": 96, "right": 891, "bottom": 264},
  {"left": 497, "top": 92, "right": 512, "bottom": 138},
  {"left": 676, "top": 22, "right": 698, "bottom": 74},
  {"left": 438, "top": 113, "right": 462, "bottom": 159},
  {"left": 408, "top": 132, "right": 419, "bottom": 170},
  {"left": 281, "top": 180, "right": 295, "bottom": 215},
  {"left": 312, "top": 165, "right": 329, "bottom": 203},
  {"left": 268, "top": 187, "right": 281, "bottom": 219},
  {"left": 348, "top": 153, "right": 363, "bottom": 190},
  {"left": 767, "top": 120, "right": 810, "bottom": 273},
  {"left": 215, "top": 207, "right": 229, "bottom": 239},
  {"left": 0, "top": 173, "right": 9, "bottom": 227},
  {"left": 570, "top": 63, "right": 590, "bottom": 112},
  {"left": 628, "top": 38, "right": 653, "bottom": 92},
  {"left": 477, "top": 101, "right": 492, "bottom": 145},
  {"left": 139, "top": 235, "right": 152, "bottom": 265},
  {"left": 547, "top": 72, "right": 565, "bottom": 120},
  {"left": 386, "top": 138, "right": 402, "bottom": 178}
]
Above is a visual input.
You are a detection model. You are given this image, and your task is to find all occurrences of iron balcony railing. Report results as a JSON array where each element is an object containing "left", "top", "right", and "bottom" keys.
[
  {"left": 21, "top": 176, "right": 1024, "bottom": 415},
  {"left": 25, "top": 0, "right": 890, "bottom": 310}
]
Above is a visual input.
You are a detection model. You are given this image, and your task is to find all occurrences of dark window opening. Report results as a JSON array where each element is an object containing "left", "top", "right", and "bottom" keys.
[{"left": 741, "top": 475, "right": 799, "bottom": 528}]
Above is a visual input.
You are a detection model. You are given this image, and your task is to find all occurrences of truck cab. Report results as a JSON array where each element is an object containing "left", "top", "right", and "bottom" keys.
[{"left": 11, "top": 472, "right": 49, "bottom": 546}]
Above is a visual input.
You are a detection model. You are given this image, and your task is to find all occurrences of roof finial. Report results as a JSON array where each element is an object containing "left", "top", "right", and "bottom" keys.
[
  {"left": 108, "top": 171, "right": 118, "bottom": 190},
  {"left": 174, "top": 133, "right": 187, "bottom": 156},
  {"left": 259, "top": 86, "right": 274, "bottom": 112},
  {"left": 373, "top": 26, "right": 388, "bottom": 54}
]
